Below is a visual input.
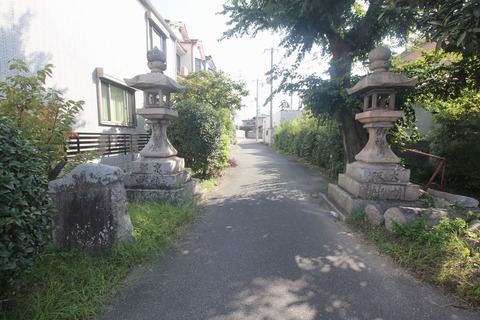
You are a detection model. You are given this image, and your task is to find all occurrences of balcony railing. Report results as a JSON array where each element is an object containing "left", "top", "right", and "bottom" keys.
[{"left": 67, "top": 132, "right": 150, "bottom": 157}]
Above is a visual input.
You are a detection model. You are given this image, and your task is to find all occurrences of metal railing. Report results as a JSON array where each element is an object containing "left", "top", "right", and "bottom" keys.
[
  {"left": 67, "top": 132, "right": 150, "bottom": 157},
  {"left": 403, "top": 148, "right": 446, "bottom": 190}
]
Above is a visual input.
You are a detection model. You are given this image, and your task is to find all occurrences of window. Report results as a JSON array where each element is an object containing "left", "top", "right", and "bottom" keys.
[
  {"left": 195, "top": 58, "right": 203, "bottom": 72},
  {"left": 149, "top": 22, "right": 166, "bottom": 54},
  {"left": 176, "top": 54, "right": 181, "bottom": 73},
  {"left": 99, "top": 80, "right": 136, "bottom": 127}
]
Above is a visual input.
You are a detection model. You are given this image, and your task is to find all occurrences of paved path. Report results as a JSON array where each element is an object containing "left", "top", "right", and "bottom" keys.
[{"left": 102, "top": 139, "right": 478, "bottom": 320}]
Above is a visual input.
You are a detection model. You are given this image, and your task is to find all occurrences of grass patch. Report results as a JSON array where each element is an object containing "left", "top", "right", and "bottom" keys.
[
  {"left": 199, "top": 175, "right": 220, "bottom": 193},
  {"left": 348, "top": 211, "right": 480, "bottom": 310},
  {"left": 2, "top": 200, "right": 198, "bottom": 319}
]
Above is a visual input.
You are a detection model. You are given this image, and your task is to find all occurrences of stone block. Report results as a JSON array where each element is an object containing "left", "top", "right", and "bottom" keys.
[
  {"left": 48, "top": 164, "right": 133, "bottom": 253},
  {"left": 427, "top": 188, "right": 479, "bottom": 208},
  {"left": 127, "top": 178, "right": 200, "bottom": 203},
  {"left": 327, "top": 183, "right": 369, "bottom": 214},
  {"left": 346, "top": 161, "right": 411, "bottom": 183},
  {"left": 338, "top": 174, "right": 410, "bottom": 201},
  {"left": 125, "top": 170, "right": 191, "bottom": 190},
  {"left": 384, "top": 207, "right": 406, "bottom": 231},
  {"left": 365, "top": 204, "right": 385, "bottom": 227},
  {"left": 131, "top": 156, "right": 185, "bottom": 175},
  {"left": 404, "top": 183, "right": 420, "bottom": 201}
]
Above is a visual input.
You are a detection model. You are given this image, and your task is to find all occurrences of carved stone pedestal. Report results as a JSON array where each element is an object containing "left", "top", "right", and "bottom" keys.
[
  {"left": 328, "top": 46, "right": 420, "bottom": 214},
  {"left": 125, "top": 157, "right": 200, "bottom": 203},
  {"left": 328, "top": 162, "right": 421, "bottom": 213}
]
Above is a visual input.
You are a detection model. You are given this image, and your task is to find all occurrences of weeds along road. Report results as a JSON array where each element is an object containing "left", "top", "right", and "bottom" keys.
[{"left": 101, "top": 139, "right": 479, "bottom": 320}]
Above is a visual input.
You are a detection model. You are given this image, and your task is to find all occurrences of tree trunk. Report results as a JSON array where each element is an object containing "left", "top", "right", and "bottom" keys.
[
  {"left": 339, "top": 107, "right": 368, "bottom": 164},
  {"left": 326, "top": 37, "right": 368, "bottom": 165}
]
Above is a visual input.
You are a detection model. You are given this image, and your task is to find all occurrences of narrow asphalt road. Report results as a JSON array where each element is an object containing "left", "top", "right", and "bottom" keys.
[{"left": 101, "top": 139, "right": 478, "bottom": 320}]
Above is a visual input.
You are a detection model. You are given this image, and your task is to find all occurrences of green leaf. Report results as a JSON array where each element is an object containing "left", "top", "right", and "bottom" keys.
[{"left": 457, "top": 31, "right": 467, "bottom": 47}]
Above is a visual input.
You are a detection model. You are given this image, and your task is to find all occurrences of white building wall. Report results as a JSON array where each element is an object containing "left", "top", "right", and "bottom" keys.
[{"left": 0, "top": 0, "right": 177, "bottom": 135}]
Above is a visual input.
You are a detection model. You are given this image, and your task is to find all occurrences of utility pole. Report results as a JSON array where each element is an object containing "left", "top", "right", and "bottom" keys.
[
  {"left": 264, "top": 47, "right": 276, "bottom": 146},
  {"left": 255, "top": 79, "right": 259, "bottom": 142},
  {"left": 263, "top": 45, "right": 277, "bottom": 146},
  {"left": 269, "top": 47, "right": 273, "bottom": 146}
]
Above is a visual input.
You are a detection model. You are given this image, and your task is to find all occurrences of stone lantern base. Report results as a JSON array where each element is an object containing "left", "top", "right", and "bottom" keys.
[
  {"left": 328, "top": 161, "right": 421, "bottom": 214},
  {"left": 124, "top": 157, "right": 202, "bottom": 203}
]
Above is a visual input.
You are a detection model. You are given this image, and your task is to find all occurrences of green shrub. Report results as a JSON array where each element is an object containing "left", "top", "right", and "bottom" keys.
[
  {"left": 429, "top": 91, "right": 480, "bottom": 196},
  {"left": 0, "top": 60, "right": 84, "bottom": 180},
  {"left": 170, "top": 71, "right": 247, "bottom": 178},
  {"left": 394, "top": 51, "right": 480, "bottom": 197},
  {"left": 274, "top": 113, "right": 344, "bottom": 176},
  {"left": 0, "top": 116, "right": 54, "bottom": 303},
  {"left": 168, "top": 100, "right": 226, "bottom": 177}
]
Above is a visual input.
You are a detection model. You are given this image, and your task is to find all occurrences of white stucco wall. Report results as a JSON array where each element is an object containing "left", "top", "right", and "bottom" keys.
[{"left": 0, "top": 0, "right": 177, "bottom": 134}]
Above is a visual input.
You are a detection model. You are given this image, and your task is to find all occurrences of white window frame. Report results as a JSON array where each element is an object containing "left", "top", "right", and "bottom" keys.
[
  {"left": 195, "top": 58, "right": 203, "bottom": 72},
  {"left": 146, "top": 12, "right": 169, "bottom": 57},
  {"left": 95, "top": 68, "right": 136, "bottom": 127},
  {"left": 149, "top": 22, "right": 167, "bottom": 53}
]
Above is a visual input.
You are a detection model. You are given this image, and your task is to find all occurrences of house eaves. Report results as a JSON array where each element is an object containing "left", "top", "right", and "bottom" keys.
[
  {"left": 167, "top": 20, "right": 190, "bottom": 40},
  {"left": 138, "top": 0, "right": 180, "bottom": 42}
]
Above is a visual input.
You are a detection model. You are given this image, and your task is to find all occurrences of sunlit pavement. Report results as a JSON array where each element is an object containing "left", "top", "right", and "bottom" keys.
[{"left": 101, "top": 139, "right": 479, "bottom": 320}]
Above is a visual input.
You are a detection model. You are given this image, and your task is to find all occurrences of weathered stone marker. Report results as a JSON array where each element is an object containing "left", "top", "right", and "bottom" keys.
[{"left": 48, "top": 163, "right": 133, "bottom": 253}]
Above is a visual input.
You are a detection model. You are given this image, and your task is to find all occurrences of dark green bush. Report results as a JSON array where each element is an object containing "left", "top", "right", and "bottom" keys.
[
  {"left": 0, "top": 116, "right": 54, "bottom": 302},
  {"left": 274, "top": 113, "right": 344, "bottom": 176},
  {"left": 168, "top": 100, "right": 227, "bottom": 177},
  {"left": 394, "top": 51, "right": 480, "bottom": 198},
  {"left": 429, "top": 93, "right": 480, "bottom": 197}
]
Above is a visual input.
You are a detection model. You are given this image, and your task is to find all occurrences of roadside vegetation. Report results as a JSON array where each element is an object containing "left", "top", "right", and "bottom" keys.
[
  {"left": 170, "top": 71, "right": 248, "bottom": 178},
  {"left": 348, "top": 208, "right": 480, "bottom": 309},
  {"left": 273, "top": 112, "right": 344, "bottom": 178},
  {"left": 1, "top": 62, "right": 242, "bottom": 319},
  {"left": 2, "top": 199, "right": 202, "bottom": 319}
]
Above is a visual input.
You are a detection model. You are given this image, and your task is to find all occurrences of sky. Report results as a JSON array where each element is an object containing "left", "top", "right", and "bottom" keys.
[{"left": 151, "top": 0, "right": 328, "bottom": 123}]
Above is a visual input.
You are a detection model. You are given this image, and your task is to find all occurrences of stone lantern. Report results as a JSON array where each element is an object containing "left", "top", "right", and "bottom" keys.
[
  {"left": 123, "top": 47, "right": 198, "bottom": 202},
  {"left": 328, "top": 46, "right": 420, "bottom": 213}
]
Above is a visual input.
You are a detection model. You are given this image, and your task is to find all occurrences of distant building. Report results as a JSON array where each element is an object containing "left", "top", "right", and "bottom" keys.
[
  {"left": 241, "top": 114, "right": 267, "bottom": 139},
  {"left": 168, "top": 20, "right": 217, "bottom": 78}
]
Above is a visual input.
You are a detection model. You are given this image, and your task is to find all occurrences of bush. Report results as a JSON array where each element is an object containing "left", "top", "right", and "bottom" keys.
[
  {"left": 168, "top": 100, "right": 227, "bottom": 177},
  {"left": 274, "top": 113, "right": 344, "bottom": 176},
  {"left": 429, "top": 91, "right": 480, "bottom": 196},
  {"left": 394, "top": 51, "right": 480, "bottom": 197},
  {"left": 0, "top": 116, "right": 55, "bottom": 302},
  {"left": 170, "top": 71, "right": 247, "bottom": 178},
  {"left": 0, "top": 60, "right": 84, "bottom": 180}
]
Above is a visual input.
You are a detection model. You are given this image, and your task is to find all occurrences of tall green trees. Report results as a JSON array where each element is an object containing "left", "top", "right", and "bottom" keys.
[
  {"left": 382, "top": 0, "right": 480, "bottom": 57},
  {"left": 220, "top": 0, "right": 417, "bottom": 163}
]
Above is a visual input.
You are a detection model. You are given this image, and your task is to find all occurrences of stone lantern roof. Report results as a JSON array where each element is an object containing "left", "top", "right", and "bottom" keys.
[
  {"left": 346, "top": 46, "right": 417, "bottom": 95},
  {"left": 124, "top": 46, "right": 185, "bottom": 93}
]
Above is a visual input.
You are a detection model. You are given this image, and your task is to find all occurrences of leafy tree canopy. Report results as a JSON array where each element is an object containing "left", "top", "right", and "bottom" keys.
[
  {"left": 220, "top": 0, "right": 422, "bottom": 163},
  {"left": 221, "top": 0, "right": 416, "bottom": 77},
  {"left": 174, "top": 71, "right": 248, "bottom": 112},
  {"left": 381, "top": 0, "right": 480, "bottom": 57}
]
